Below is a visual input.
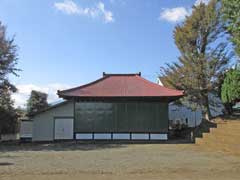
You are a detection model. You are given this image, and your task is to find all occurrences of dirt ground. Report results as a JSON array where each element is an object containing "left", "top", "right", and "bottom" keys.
[{"left": 0, "top": 142, "right": 240, "bottom": 180}]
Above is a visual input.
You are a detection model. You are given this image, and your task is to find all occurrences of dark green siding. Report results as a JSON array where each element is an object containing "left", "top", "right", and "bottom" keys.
[{"left": 74, "top": 102, "right": 168, "bottom": 133}]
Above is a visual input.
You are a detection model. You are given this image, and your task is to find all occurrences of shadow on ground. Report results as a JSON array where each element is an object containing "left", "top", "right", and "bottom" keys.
[
  {"left": 0, "top": 139, "right": 193, "bottom": 152},
  {"left": 0, "top": 162, "right": 14, "bottom": 166},
  {"left": 0, "top": 142, "right": 127, "bottom": 152}
]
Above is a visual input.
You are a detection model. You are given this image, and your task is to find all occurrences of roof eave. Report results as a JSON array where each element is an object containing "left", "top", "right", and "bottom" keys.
[{"left": 58, "top": 95, "right": 184, "bottom": 102}]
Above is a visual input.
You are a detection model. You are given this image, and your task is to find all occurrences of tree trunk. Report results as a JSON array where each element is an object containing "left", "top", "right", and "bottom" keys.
[
  {"left": 204, "top": 104, "right": 212, "bottom": 121},
  {"left": 202, "top": 93, "right": 212, "bottom": 121}
]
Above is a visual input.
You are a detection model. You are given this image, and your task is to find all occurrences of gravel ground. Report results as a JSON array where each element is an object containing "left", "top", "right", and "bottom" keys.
[{"left": 0, "top": 142, "right": 240, "bottom": 180}]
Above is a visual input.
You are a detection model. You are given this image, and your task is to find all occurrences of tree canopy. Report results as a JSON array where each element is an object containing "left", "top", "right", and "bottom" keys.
[
  {"left": 221, "top": 67, "right": 240, "bottom": 105},
  {"left": 160, "top": 0, "right": 231, "bottom": 120},
  {"left": 0, "top": 21, "right": 19, "bottom": 93},
  {"left": 222, "top": 0, "right": 240, "bottom": 57},
  {"left": 0, "top": 88, "right": 18, "bottom": 134},
  {"left": 0, "top": 21, "right": 19, "bottom": 134},
  {"left": 27, "top": 90, "right": 49, "bottom": 116}
]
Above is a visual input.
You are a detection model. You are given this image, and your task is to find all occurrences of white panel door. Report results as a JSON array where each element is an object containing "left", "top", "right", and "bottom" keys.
[{"left": 54, "top": 118, "right": 73, "bottom": 140}]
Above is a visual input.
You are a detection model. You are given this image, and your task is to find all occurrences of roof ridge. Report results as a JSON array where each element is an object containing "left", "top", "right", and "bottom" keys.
[{"left": 103, "top": 72, "right": 141, "bottom": 77}]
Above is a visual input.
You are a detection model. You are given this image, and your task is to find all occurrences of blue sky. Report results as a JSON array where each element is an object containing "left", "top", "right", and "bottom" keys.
[{"left": 0, "top": 0, "right": 207, "bottom": 107}]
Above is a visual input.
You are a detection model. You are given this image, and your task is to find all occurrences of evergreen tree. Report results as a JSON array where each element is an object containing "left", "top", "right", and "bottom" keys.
[
  {"left": 161, "top": 0, "right": 232, "bottom": 120},
  {"left": 0, "top": 87, "right": 18, "bottom": 134},
  {"left": 221, "top": 67, "right": 240, "bottom": 114},
  {"left": 222, "top": 0, "right": 240, "bottom": 57},
  {"left": 0, "top": 22, "right": 19, "bottom": 93},
  {"left": 0, "top": 21, "right": 19, "bottom": 134},
  {"left": 27, "top": 90, "right": 49, "bottom": 115}
]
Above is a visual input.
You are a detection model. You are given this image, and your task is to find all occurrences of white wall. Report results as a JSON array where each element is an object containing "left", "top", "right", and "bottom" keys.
[{"left": 32, "top": 101, "right": 74, "bottom": 141}]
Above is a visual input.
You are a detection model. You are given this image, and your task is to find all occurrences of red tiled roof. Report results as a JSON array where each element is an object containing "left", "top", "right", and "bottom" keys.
[{"left": 58, "top": 73, "right": 184, "bottom": 98}]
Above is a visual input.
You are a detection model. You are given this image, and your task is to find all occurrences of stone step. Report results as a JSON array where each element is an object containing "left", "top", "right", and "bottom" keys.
[
  {"left": 196, "top": 142, "right": 240, "bottom": 155},
  {"left": 216, "top": 126, "right": 240, "bottom": 130},
  {"left": 202, "top": 133, "right": 240, "bottom": 145},
  {"left": 195, "top": 137, "right": 204, "bottom": 145},
  {"left": 210, "top": 126, "right": 240, "bottom": 132},
  {"left": 208, "top": 130, "right": 240, "bottom": 137},
  {"left": 215, "top": 120, "right": 240, "bottom": 124},
  {"left": 196, "top": 132, "right": 240, "bottom": 144},
  {"left": 196, "top": 137, "right": 240, "bottom": 148},
  {"left": 217, "top": 123, "right": 240, "bottom": 128},
  {"left": 218, "top": 123, "right": 240, "bottom": 125},
  {"left": 204, "top": 131, "right": 235, "bottom": 138},
  {"left": 195, "top": 120, "right": 240, "bottom": 155}
]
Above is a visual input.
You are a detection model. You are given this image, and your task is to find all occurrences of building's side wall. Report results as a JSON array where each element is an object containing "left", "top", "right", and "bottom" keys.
[
  {"left": 20, "top": 121, "right": 33, "bottom": 138},
  {"left": 169, "top": 104, "right": 202, "bottom": 127},
  {"left": 75, "top": 102, "right": 168, "bottom": 133},
  {"left": 32, "top": 101, "right": 74, "bottom": 141},
  {"left": 168, "top": 93, "right": 224, "bottom": 127}
]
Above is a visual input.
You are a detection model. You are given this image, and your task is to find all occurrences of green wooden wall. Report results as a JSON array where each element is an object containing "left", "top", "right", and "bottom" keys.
[{"left": 74, "top": 102, "right": 168, "bottom": 133}]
